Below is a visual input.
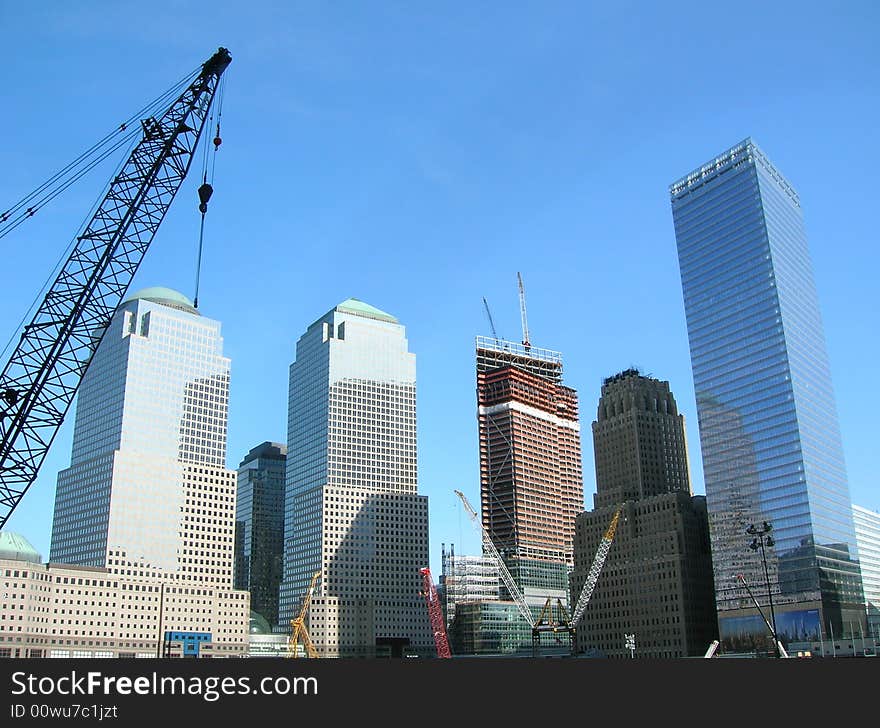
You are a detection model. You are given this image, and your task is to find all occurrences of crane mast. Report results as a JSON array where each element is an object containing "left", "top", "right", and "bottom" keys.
[{"left": 0, "top": 47, "right": 231, "bottom": 530}]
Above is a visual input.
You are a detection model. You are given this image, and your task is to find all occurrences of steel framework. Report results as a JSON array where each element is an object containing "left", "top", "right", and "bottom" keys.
[
  {"left": 420, "top": 567, "right": 451, "bottom": 658},
  {"left": 0, "top": 47, "right": 231, "bottom": 530}
]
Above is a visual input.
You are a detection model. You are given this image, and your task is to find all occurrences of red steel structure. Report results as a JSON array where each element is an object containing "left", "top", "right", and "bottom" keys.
[{"left": 420, "top": 567, "right": 451, "bottom": 658}]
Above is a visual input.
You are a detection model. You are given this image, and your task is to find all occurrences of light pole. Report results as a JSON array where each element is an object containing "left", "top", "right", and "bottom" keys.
[{"left": 747, "top": 521, "right": 780, "bottom": 658}]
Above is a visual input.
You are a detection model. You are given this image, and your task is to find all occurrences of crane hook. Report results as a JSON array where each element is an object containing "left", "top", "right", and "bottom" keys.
[{"left": 197, "top": 182, "right": 213, "bottom": 214}]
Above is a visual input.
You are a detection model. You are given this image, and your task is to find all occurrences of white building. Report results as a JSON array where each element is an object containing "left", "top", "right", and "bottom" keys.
[
  {"left": 278, "top": 299, "right": 431, "bottom": 657},
  {"left": 1, "top": 288, "right": 250, "bottom": 657},
  {"left": 853, "top": 504, "right": 880, "bottom": 639}
]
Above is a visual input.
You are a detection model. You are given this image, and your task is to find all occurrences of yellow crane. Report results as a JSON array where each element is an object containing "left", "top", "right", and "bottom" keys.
[{"left": 289, "top": 570, "right": 321, "bottom": 658}]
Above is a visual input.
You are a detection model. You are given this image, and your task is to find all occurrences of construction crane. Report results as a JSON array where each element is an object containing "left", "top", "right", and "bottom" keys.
[
  {"left": 0, "top": 47, "right": 231, "bottom": 530},
  {"left": 516, "top": 271, "right": 531, "bottom": 350},
  {"left": 455, "top": 489, "right": 621, "bottom": 655},
  {"left": 569, "top": 507, "right": 621, "bottom": 629},
  {"left": 289, "top": 570, "right": 321, "bottom": 658},
  {"left": 482, "top": 297, "right": 500, "bottom": 341},
  {"left": 454, "top": 489, "right": 535, "bottom": 629},
  {"left": 420, "top": 567, "right": 451, "bottom": 658}
]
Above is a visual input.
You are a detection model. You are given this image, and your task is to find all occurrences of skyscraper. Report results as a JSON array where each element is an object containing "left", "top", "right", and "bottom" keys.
[
  {"left": 670, "top": 139, "right": 865, "bottom": 651},
  {"left": 278, "top": 299, "right": 431, "bottom": 657},
  {"left": 47, "top": 287, "right": 248, "bottom": 654},
  {"left": 571, "top": 369, "right": 717, "bottom": 657},
  {"left": 234, "top": 441, "right": 287, "bottom": 628},
  {"left": 475, "top": 336, "right": 584, "bottom": 616}
]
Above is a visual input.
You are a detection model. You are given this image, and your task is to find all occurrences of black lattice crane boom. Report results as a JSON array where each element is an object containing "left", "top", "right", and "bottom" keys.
[{"left": 0, "top": 47, "right": 231, "bottom": 530}]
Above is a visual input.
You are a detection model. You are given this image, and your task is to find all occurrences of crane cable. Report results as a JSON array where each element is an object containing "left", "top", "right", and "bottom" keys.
[
  {"left": 0, "top": 66, "right": 200, "bottom": 242},
  {"left": 193, "top": 73, "right": 226, "bottom": 310},
  {"left": 0, "top": 66, "right": 203, "bottom": 361}
]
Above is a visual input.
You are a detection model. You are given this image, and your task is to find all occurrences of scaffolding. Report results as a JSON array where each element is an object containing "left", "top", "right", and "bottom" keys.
[{"left": 475, "top": 336, "right": 563, "bottom": 383}]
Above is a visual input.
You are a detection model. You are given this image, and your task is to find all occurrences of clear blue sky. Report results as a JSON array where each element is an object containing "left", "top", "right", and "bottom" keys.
[{"left": 1, "top": 1, "right": 877, "bottom": 573}]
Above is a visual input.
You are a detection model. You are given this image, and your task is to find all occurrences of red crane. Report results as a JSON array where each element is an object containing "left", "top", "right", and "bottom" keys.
[{"left": 420, "top": 567, "right": 451, "bottom": 658}]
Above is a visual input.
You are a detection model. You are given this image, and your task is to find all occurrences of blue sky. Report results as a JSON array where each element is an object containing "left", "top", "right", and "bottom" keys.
[{"left": 1, "top": 1, "right": 877, "bottom": 572}]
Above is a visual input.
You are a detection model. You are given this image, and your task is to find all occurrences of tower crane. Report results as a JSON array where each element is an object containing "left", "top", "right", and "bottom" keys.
[
  {"left": 454, "top": 489, "right": 536, "bottom": 630},
  {"left": 0, "top": 47, "right": 231, "bottom": 530},
  {"left": 482, "top": 297, "right": 500, "bottom": 341},
  {"left": 420, "top": 567, "right": 452, "bottom": 658},
  {"left": 517, "top": 272, "right": 531, "bottom": 350},
  {"left": 454, "top": 489, "right": 620, "bottom": 656},
  {"left": 289, "top": 570, "right": 321, "bottom": 658}
]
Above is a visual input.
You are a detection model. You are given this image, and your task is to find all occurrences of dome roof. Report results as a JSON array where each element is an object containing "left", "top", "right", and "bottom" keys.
[
  {"left": 335, "top": 298, "right": 397, "bottom": 323},
  {"left": 122, "top": 287, "right": 199, "bottom": 315},
  {"left": 0, "top": 532, "right": 42, "bottom": 564},
  {"left": 249, "top": 611, "right": 273, "bottom": 635}
]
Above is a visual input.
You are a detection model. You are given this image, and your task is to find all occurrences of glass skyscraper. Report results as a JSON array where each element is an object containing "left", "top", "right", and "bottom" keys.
[
  {"left": 277, "top": 299, "right": 431, "bottom": 656},
  {"left": 50, "top": 287, "right": 231, "bottom": 573},
  {"left": 670, "top": 139, "right": 864, "bottom": 651},
  {"left": 234, "top": 441, "right": 287, "bottom": 627}
]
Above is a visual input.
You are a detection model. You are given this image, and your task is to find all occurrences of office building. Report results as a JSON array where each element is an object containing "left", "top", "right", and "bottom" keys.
[
  {"left": 476, "top": 336, "right": 584, "bottom": 624},
  {"left": 44, "top": 287, "right": 248, "bottom": 655},
  {"left": 670, "top": 139, "right": 865, "bottom": 651},
  {"left": 234, "top": 442, "right": 286, "bottom": 628},
  {"left": 278, "top": 299, "right": 431, "bottom": 657},
  {"left": 853, "top": 505, "right": 880, "bottom": 639},
  {"left": 0, "top": 532, "right": 247, "bottom": 658},
  {"left": 571, "top": 369, "right": 717, "bottom": 657}
]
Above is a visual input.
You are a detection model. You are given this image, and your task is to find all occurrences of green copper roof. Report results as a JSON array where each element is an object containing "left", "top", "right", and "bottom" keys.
[
  {"left": 336, "top": 298, "right": 398, "bottom": 323},
  {"left": 122, "top": 287, "right": 199, "bottom": 315},
  {"left": 0, "top": 532, "right": 42, "bottom": 564}
]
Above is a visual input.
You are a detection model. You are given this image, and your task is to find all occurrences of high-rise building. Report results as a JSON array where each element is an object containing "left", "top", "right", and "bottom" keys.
[
  {"left": 278, "top": 299, "right": 431, "bottom": 657},
  {"left": 571, "top": 369, "right": 717, "bottom": 657},
  {"left": 46, "top": 287, "right": 248, "bottom": 655},
  {"left": 670, "top": 139, "right": 865, "bottom": 651},
  {"left": 853, "top": 505, "right": 880, "bottom": 640},
  {"left": 475, "top": 336, "right": 584, "bottom": 621},
  {"left": 234, "top": 441, "right": 286, "bottom": 628}
]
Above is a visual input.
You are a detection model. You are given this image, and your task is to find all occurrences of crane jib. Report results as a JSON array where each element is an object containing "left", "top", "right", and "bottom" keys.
[{"left": 0, "top": 47, "right": 231, "bottom": 531}]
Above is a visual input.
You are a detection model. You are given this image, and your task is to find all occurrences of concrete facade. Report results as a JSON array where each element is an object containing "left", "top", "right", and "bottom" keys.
[{"left": 571, "top": 370, "right": 717, "bottom": 657}]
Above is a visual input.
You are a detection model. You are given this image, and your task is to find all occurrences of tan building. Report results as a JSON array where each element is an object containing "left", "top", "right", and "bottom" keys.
[{"left": 0, "top": 532, "right": 248, "bottom": 658}]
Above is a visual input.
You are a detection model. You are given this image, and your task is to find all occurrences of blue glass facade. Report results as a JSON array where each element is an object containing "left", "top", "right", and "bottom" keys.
[
  {"left": 234, "top": 442, "right": 286, "bottom": 627},
  {"left": 670, "top": 139, "right": 864, "bottom": 645}
]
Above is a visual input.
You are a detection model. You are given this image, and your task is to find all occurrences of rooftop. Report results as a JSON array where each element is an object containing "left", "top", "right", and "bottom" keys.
[
  {"left": 335, "top": 298, "right": 398, "bottom": 324},
  {"left": 122, "top": 286, "right": 199, "bottom": 315},
  {"left": 0, "top": 531, "right": 42, "bottom": 564}
]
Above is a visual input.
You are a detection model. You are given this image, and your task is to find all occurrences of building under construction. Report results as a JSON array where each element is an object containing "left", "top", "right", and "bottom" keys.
[{"left": 476, "top": 336, "right": 584, "bottom": 644}]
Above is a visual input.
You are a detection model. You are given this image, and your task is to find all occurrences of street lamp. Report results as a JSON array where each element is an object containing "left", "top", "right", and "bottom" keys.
[{"left": 747, "top": 521, "right": 780, "bottom": 658}]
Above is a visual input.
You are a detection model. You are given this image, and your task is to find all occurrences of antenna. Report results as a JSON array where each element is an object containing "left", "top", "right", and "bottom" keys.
[
  {"left": 517, "top": 272, "right": 531, "bottom": 350},
  {"left": 482, "top": 297, "right": 500, "bottom": 340}
]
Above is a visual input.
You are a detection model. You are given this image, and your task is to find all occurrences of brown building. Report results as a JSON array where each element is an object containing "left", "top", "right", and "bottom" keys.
[
  {"left": 476, "top": 336, "right": 584, "bottom": 613},
  {"left": 571, "top": 369, "right": 717, "bottom": 657}
]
